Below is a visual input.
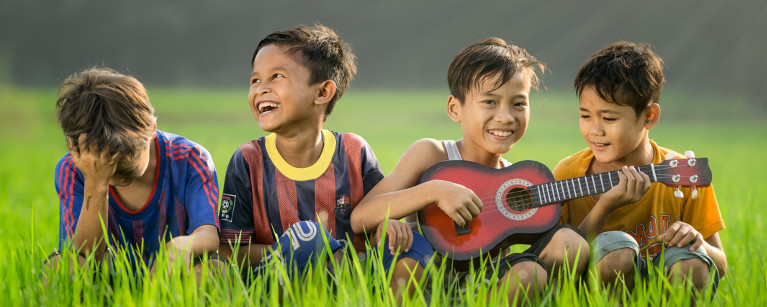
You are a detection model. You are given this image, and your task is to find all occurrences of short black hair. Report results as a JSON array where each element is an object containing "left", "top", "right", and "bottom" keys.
[
  {"left": 447, "top": 37, "right": 544, "bottom": 103},
  {"left": 574, "top": 41, "right": 665, "bottom": 116},
  {"left": 252, "top": 24, "right": 356, "bottom": 118}
]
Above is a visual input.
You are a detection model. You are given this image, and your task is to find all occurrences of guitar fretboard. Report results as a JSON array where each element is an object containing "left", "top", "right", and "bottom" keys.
[{"left": 530, "top": 165, "right": 657, "bottom": 207}]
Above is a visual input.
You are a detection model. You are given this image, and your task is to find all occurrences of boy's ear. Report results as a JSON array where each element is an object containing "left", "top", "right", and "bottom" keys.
[
  {"left": 446, "top": 95, "right": 462, "bottom": 123},
  {"left": 314, "top": 80, "right": 337, "bottom": 106},
  {"left": 644, "top": 103, "right": 661, "bottom": 129}
]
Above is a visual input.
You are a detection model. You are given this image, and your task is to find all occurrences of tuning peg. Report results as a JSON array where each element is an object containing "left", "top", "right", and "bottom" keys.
[
  {"left": 691, "top": 188, "right": 698, "bottom": 199},
  {"left": 684, "top": 151, "right": 695, "bottom": 158},
  {"left": 665, "top": 152, "right": 677, "bottom": 160},
  {"left": 674, "top": 187, "right": 683, "bottom": 198}
]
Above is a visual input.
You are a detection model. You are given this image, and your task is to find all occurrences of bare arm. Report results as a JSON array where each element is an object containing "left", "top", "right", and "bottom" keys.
[
  {"left": 219, "top": 241, "right": 271, "bottom": 269},
  {"left": 702, "top": 233, "right": 727, "bottom": 277},
  {"left": 69, "top": 135, "right": 121, "bottom": 262},
  {"left": 577, "top": 166, "right": 651, "bottom": 237},
  {"left": 351, "top": 139, "right": 483, "bottom": 233},
  {"left": 168, "top": 224, "right": 220, "bottom": 257}
]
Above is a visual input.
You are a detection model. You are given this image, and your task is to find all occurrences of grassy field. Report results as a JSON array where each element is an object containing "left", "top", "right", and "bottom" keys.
[{"left": 0, "top": 86, "right": 765, "bottom": 306}]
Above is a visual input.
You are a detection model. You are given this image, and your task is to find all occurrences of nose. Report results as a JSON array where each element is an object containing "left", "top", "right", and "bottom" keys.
[
  {"left": 589, "top": 120, "right": 605, "bottom": 136},
  {"left": 256, "top": 82, "right": 271, "bottom": 95},
  {"left": 494, "top": 104, "right": 515, "bottom": 124}
]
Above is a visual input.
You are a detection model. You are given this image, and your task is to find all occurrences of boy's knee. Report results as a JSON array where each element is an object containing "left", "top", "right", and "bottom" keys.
[
  {"left": 503, "top": 261, "right": 548, "bottom": 288},
  {"left": 597, "top": 248, "right": 636, "bottom": 282},
  {"left": 553, "top": 228, "right": 589, "bottom": 260},
  {"left": 669, "top": 258, "right": 711, "bottom": 289}
]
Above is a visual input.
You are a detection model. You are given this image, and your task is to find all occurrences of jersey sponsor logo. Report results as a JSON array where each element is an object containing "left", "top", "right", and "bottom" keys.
[
  {"left": 334, "top": 195, "right": 351, "bottom": 217},
  {"left": 220, "top": 193, "right": 236, "bottom": 222}
]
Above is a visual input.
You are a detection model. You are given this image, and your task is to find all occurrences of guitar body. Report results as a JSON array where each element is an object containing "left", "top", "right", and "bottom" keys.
[{"left": 417, "top": 160, "right": 561, "bottom": 261}]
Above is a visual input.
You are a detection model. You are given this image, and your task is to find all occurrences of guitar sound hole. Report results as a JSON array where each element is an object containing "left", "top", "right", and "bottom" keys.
[{"left": 505, "top": 187, "right": 532, "bottom": 211}]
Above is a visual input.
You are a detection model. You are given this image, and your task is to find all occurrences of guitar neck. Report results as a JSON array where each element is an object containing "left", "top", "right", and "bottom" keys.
[{"left": 531, "top": 165, "right": 658, "bottom": 207}]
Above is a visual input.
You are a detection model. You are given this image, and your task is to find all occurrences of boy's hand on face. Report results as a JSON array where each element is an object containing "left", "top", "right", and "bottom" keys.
[
  {"left": 374, "top": 219, "right": 413, "bottom": 255},
  {"left": 427, "top": 180, "right": 483, "bottom": 226},
  {"left": 68, "top": 134, "right": 121, "bottom": 187},
  {"left": 600, "top": 166, "right": 651, "bottom": 212},
  {"left": 659, "top": 221, "right": 705, "bottom": 252}
]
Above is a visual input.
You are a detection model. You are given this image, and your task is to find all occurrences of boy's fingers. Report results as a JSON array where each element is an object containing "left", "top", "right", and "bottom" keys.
[
  {"left": 458, "top": 207, "right": 472, "bottom": 223},
  {"left": 451, "top": 213, "right": 466, "bottom": 226}
]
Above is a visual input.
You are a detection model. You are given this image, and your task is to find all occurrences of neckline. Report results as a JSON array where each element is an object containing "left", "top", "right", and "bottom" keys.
[{"left": 265, "top": 129, "right": 336, "bottom": 181}]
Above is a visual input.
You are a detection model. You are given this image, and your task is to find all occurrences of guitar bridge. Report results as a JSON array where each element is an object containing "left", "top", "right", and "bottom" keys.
[{"left": 454, "top": 222, "right": 470, "bottom": 236}]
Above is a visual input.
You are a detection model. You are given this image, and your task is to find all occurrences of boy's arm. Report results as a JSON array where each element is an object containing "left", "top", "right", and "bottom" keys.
[
  {"left": 351, "top": 139, "right": 483, "bottom": 233},
  {"left": 217, "top": 147, "right": 270, "bottom": 269},
  {"left": 65, "top": 135, "right": 121, "bottom": 262},
  {"left": 703, "top": 232, "right": 727, "bottom": 277},
  {"left": 577, "top": 166, "right": 651, "bottom": 237},
  {"left": 219, "top": 242, "right": 271, "bottom": 268},
  {"left": 166, "top": 225, "right": 219, "bottom": 262},
  {"left": 172, "top": 143, "right": 220, "bottom": 260}
]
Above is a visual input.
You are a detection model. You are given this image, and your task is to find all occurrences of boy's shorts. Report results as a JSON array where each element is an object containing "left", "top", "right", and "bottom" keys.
[
  {"left": 447, "top": 224, "right": 584, "bottom": 295},
  {"left": 592, "top": 231, "right": 719, "bottom": 289},
  {"left": 253, "top": 221, "right": 433, "bottom": 280}
]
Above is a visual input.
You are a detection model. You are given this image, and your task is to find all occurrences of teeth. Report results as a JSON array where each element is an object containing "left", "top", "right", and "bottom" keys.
[
  {"left": 489, "top": 130, "right": 512, "bottom": 137},
  {"left": 258, "top": 102, "right": 279, "bottom": 113}
]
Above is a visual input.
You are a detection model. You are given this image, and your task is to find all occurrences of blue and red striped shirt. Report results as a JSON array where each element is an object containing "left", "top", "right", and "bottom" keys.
[
  {"left": 219, "top": 130, "right": 384, "bottom": 252},
  {"left": 55, "top": 130, "right": 219, "bottom": 264}
]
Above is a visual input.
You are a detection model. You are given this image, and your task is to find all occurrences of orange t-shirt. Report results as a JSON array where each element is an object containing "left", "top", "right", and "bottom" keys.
[{"left": 552, "top": 140, "right": 725, "bottom": 259}]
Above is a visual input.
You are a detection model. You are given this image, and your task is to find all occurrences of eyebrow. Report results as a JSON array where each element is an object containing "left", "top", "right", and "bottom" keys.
[
  {"left": 580, "top": 107, "right": 621, "bottom": 115},
  {"left": 251, "top": 66, "right": 287, "bottom": 77},
  {"left": 482, "top": 92, "right": 528, "bottom": 100}
]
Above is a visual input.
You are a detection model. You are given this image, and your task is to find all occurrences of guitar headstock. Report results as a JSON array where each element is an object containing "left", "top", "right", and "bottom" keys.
[{"left": 652, "top": 152, "right": 712, "bottom": 187}]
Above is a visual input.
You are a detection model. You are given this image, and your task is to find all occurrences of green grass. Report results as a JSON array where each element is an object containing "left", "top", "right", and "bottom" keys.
[{"left": 0, "top": 85, "right": 765, "bottom": 306}]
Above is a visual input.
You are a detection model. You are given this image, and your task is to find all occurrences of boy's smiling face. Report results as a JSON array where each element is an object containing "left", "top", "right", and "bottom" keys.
[
  {"left": 579, "top": 85, "right": 657, "bottom": 169},
  {"left": 249, "top": 44, "right": 324, "bottom": 134},
  {"left": 448, "top": 72, "right": 531, "bottom": 165}
]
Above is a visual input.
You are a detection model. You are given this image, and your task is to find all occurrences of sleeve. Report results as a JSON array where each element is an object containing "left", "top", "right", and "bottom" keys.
[
  {"left": 682, "top": 184, "right": 725, "bottom": 239},
  {"left": 218, "top": 148, "right": 258, "bottom": 244},
  {"left": 55, "top": 154, "right": 85, "bottom": 249},
  {"left": 359, "top": 140, "right": 384, "bottom": 195},
  {"left": 182, "top": 144, "right": 220, "bottom": 234}
]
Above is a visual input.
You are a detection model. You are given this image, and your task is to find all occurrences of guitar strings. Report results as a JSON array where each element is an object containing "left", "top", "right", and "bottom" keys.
[{"left": 441, "top": 168, "right": 700, "bottom": 212}]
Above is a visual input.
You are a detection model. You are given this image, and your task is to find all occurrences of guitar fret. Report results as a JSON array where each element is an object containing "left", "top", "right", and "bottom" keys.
[
  {"left": 578, "top": 177, "right": 583, "bottom": 197},
  {"left": 591, "top": 176, "right": 597, "bottom": 194},
  {"left": 555, "top": 182, "right": 561, "bottom": 201},
  {"left": 600, "top": 173, "right": 605, "bottom": 191},
  {"left": 608, "top": 171, "right": 613, "bottom": 187},
  {"left": 547, "top": 184, "right": 554, "bottom": 202},
  {"left": 566, "top": 179, "right": 571, "bottom": 199}
]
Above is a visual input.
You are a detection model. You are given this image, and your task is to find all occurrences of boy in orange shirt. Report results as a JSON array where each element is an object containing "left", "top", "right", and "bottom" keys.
[
  {"left": 352, "top": 38, "right": 589, "bottom": 303},
  {"left": 553, "top": 41, "right": 727, "bottom": 292}
]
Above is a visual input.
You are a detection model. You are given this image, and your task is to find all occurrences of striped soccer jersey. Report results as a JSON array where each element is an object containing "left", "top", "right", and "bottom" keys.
[
  {"left": 55, "top": 130, "right": 219, "bottom": 264},
  {"left": 219, "top": 130, "right": 384, "bottom": 252}
]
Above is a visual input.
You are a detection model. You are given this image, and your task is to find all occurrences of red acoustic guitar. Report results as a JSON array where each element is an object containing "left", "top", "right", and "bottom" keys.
[{"left": 417, "top": 155, "right": 712, "bottom": 261}]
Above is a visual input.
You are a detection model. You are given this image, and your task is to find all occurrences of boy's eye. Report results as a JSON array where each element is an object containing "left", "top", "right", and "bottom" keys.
[
  {"left": 273, "top": 73, "right": 285, "bottom": 79},
  {"left": 251, "top": 78, "right": 260, "bottom": 84},
  {"left": 603, "top": 117, "right": 617, "bottom": 121},
  {"left": 482, "top": 100, "right": 496, "bottom": 105},
  {"left": 580, "top": 114, "right": 591, "bottom": 119}
]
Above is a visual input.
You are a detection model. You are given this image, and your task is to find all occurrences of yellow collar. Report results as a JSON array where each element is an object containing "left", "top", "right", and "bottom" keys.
[{"left": 264, "top": 130, "right": 336, "bottom": 181}]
